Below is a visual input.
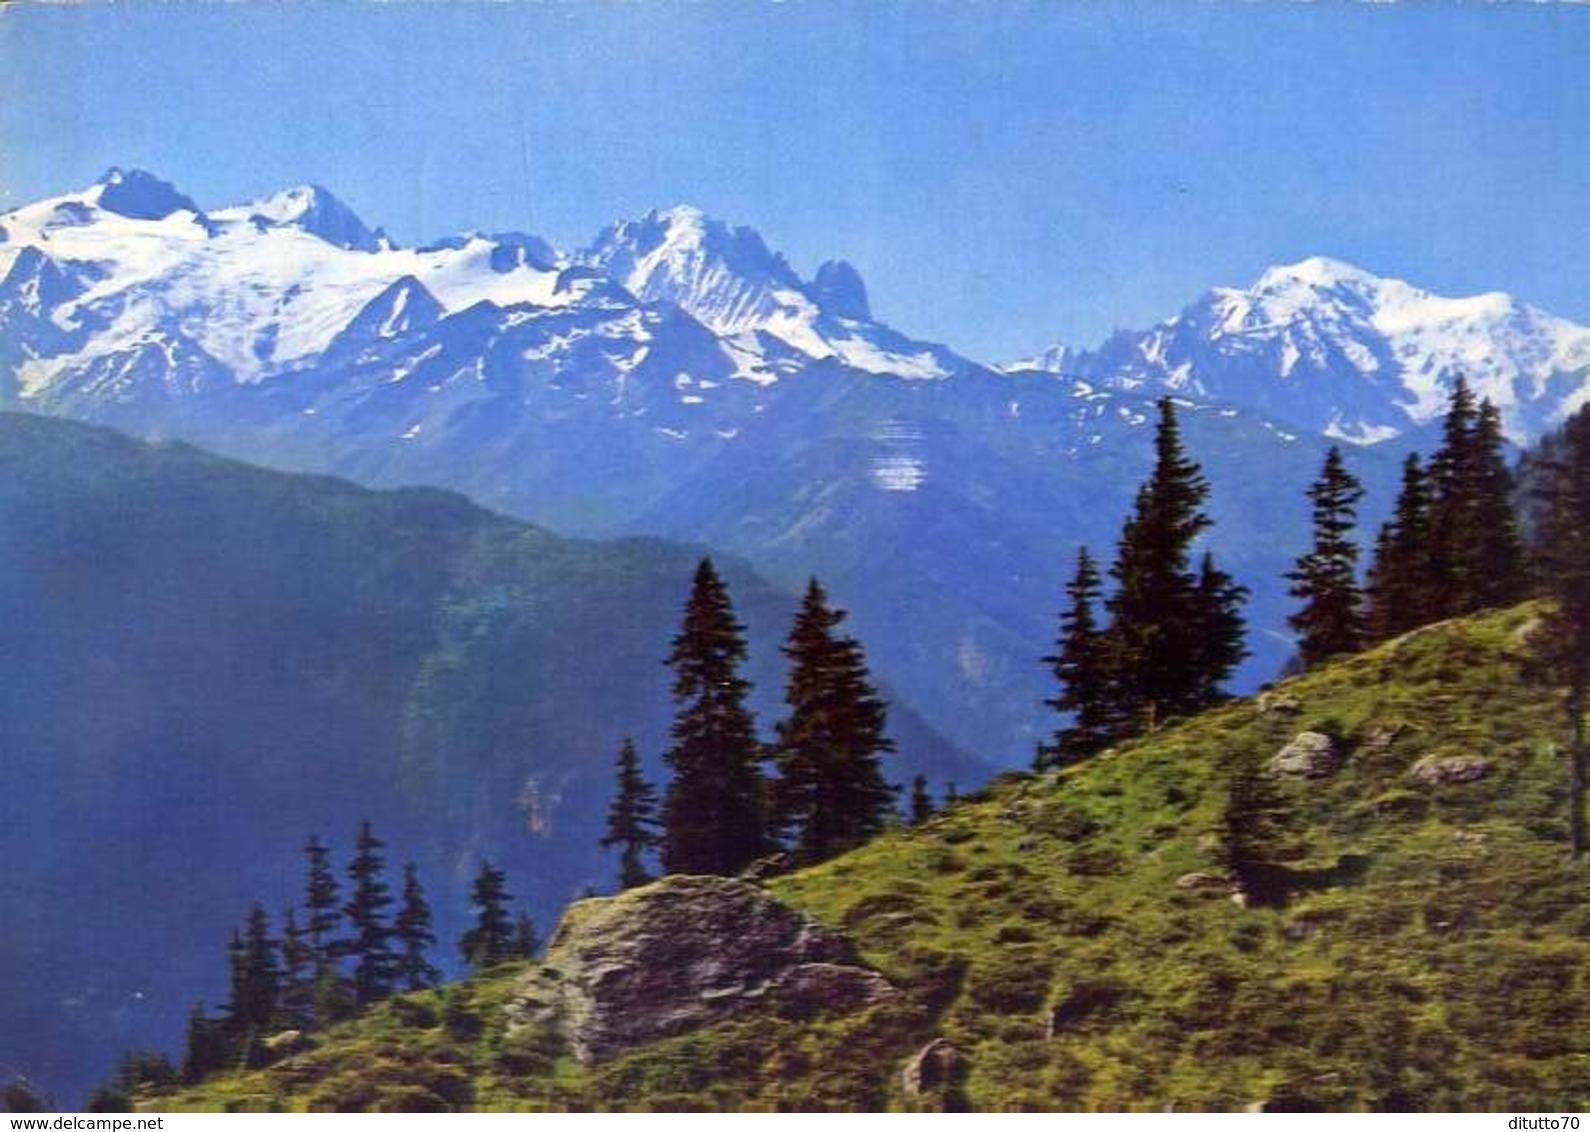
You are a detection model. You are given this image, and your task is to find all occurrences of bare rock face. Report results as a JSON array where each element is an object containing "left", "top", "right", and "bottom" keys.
[
  {"left": 1269, "top": 731, "right": 1341, "bottom": 778},
  {"left": 1408, "top": 754, "right": 1492, "bottom": 786},
  {"left": 505, "top": 875, "right": 894, "bottom": 1064}
]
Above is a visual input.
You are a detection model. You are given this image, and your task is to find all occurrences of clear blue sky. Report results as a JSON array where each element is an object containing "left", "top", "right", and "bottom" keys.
[{"left": 3, "top": 2, "right": 1588, "bottom": 361}]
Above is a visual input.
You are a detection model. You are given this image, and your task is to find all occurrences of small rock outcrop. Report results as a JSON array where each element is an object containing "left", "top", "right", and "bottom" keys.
[
  {"left": 505, "top": 875, "right": 894, "bottom": 1063},
  {"left": 1408, "top": 754, "right": 1492, "bottom": 786},
  {"left": 1269, "top": 731, "right": 1341, "bottom": 778}
]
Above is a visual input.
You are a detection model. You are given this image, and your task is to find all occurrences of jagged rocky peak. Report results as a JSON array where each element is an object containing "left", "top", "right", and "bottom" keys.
[
  {"left": 234, "top": 183, "right": 382, "bottom": 252},
  {"left": 810, "top": 259, "right": 871, "bottom": 321},
  {"left": 579, "top": 204, "right": 806, "bottom": 333},
  {"left": 93, "top": 167, "right": 203, "bottom": 222}
]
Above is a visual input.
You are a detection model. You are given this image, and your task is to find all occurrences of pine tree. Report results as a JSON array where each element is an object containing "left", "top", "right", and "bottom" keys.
[
  {"left": 660, "top": 557, "right": 768, "bottom": 876},
  {"left": 1470, "top": 399, "right": 1527, "bottom": 610},
  {"left": 1532, "top": 407, "right": 1590, "bottom": 859},
  {"left": 180, "top": 1001, "right": 226, "bottom": 1084},
  {"left": 302, "top": 835, "right": 341, "bottom": 970},
  {"left": 343, "top": 821, "right": 398, "bottom": 1006},
  {"left": 460, "top": 860, "right": 514, "bottom": 969},
  {"left": 1366, "top": 453, "right": 1436, "bottom": 640},
  {"left": 512, "top": 912, "right": 540, "bottom": 959},
  {"left": 1287, "top": 445, "right": 1366, "bottom": 666},
  {"left": 772, "top": 578, "right": 898, "bottom": 864},
  {"left": 1427, "top": 376, "right": 1481, "bottom": 606},
  {"left": 1104, "top": 398, "right": 1244, "bottom": 731},
  {"left": 222, "top": 903, "right": 279, "bottom": 1062},
  {"left": 909, "top": 774, "right": 935, "bottom": 825},
  {"left": 1190, "top": 551, "right": 1249, "bottom": 706},
  {"left": 394, "top": 863, "right": 440, "bottom": 992},
  {"left": 601, "top": 738, "right": 660, "bottom": 890},
  {"left": 1039, "top": 546, "right": 1116, "bottom": 766},
  {"left": 276, "top": 907, "right": 314, "bottom": 1030}
]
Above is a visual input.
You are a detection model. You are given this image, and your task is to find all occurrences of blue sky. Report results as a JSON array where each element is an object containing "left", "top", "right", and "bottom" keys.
[{"left": 3, "top": 2, "right": 1588, "bottom": 360}]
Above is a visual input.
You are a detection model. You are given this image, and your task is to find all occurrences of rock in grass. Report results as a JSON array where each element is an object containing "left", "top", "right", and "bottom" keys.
[
  {"left": 1408, "top": 754, "right": 1491, "bottom": 786},
  {"left": 505, "top": 875, "right": 893, "bottom": 1064},
  {"left": 1269, "top": 731, "right": 1340, "bottom": 778}
]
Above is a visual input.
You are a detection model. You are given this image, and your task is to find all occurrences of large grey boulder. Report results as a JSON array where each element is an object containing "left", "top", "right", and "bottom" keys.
[
  {"left": 505, "top": 875, "right": 893, "bottom": 1063},
  {"left": 1269, "top": 731, "right": 1341, "bottom": 778}
]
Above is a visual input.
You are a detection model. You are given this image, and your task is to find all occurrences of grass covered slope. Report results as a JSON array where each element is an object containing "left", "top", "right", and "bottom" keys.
[{"left": 148, "top": 605, "right": 1590, "bottom": 1111}]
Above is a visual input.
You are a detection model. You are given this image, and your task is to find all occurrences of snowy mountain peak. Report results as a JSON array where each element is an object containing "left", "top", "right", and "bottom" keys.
[
  {"left": 1024, "top": 257, "right": 1590, "bottom": 445},
  {"left": 218, "top": 184, "right": 381, "bottom": 252},
  {"left": 580, "top": 205, "right": 804, "bottom": 334},
  {"left": 1254, "top": 255, "right": 1381, "bottom": 293},
  {"left": 92, "top": 167, "right": 203, "bottom": 222}
]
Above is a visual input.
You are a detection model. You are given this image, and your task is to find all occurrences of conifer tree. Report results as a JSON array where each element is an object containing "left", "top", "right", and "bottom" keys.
[
  {"left": 1104, "top": 398, "right": 1244, "bottom": 731},
  {"left": 223, "top": 903, "right": 280, "bottom": 1057},
  {"left": 343, "top": 821, "right": 398, "bottom": 1006},
  {"left": 601, "top": 738, "right": 660, "bottom": 890},
  {"left": 909, "top": 774, "right": 935, "bottom": 825},
  {"left": 302, "top": 835, "right": 341, "bottom": 971},
  {"left": 1531, "top": 407, "right": 1590, "bottom": 858},
  {"left": 660, "top": 557, "right": 768, "bottom": 876},
  {"left": 772, "top": 578, "right": 898, "bottom": 864},
  {"left": 1287, "top": 445, "right": 1366, "bottom": 666},
  {"left": 1470, "top": 399, "right": 1527, "bottom": 610},
  {"left": 1039, "top": 546, "right": 1116, "bottom": 766},
  {"left": 394, "top": 863, "right": 440, "bottom": 992},
  {"left": 1427, "top": 376, "right": 1481, "bottom": 604},
  {"left": 512, "top": 912, "right": 540, "bottom": 959},
  {"left": 276, "top": 907, "right": 314, "bottom": 1030},
  {"left": 1190, "top": 551, "right": 1249, "bottom": 705},
  {"left": 1366, "top": 453, "right": 1436, "bottom": 640},
  {"left": 460, "top": 860, "right": 514, "bottom": 969},
  {"left": 180, "top": 1001, "right": 227, "bottom": 1085}
]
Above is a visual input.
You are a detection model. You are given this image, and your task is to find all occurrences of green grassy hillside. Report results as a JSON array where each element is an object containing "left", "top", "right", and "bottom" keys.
[{"left": 143, "top": 604, "right": 1590, "bottom": 1111}]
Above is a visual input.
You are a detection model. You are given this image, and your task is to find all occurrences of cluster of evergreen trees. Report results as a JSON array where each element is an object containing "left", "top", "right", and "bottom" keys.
[
  {"left": 181, "top": 824, "right": 535, "bottom": 1084},
  {"left": 1041, "top": 383, "right": 1532, "bottom": 768},
  {"left": 602, "top": 567, "right": 904, "bottom": 886},
  {"left": 1287, "top": 377, "right": 1526, "bottom": 664},
  {"left": 1038, "top": 398, "right": 1249, "bottom": 766}
]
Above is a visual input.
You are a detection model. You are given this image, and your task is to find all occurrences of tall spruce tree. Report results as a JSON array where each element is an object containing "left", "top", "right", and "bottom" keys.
[
  {"left": 460, "top": 860, "right": 514, "bottom": 969},
  {"left": 660, "top": 557, "right": 768, "bottom": 876},
  {"left": 302, "top": 835, "right": 341, "bottom": 971},
  {"left": 601, "top": 737, "right": 660, "bottom": 890},
  {"left": 1532, "top": 407, "right": 1590, "bottom": 859},
  {"left": 180, "top": 1001, "right": 227, "bottom": 1085},
  {"left": 1470, "top": 399, "right": 1527, "bottom": 610},
  {"left": 512, "top": 912, "right": 540, "bottom": 959},
  {"left": 1039, "top": 546, "right": 1116, "bottom": 767},
  {"left": 1366, "top": 453, "right": 1436, "bottom": 640},
  {"left": 394, "top": 863, "right": 440, "bottom": 992},
  {"left": 343, "top": 821, "right": 398, "bottom": 1006},
  {"left": 276, "top": 907, "right": 313, "bottom": 1030},
  {"left": 1104, "top": 398, "right": 1244, "bottom": 731},
  {"left": 1287, "top": 445, "right": 1366, "bottom": 666},
  {"left": 772, "top": 578, "right": 898, "bottom": 864},
  {"left": 1427, "top": 376, "right": 1481, "bottom": 606},
  {"left": 1190, "top": 551, "right": 1249, "bottom": 706},
  {"left": 225, "top": 904, "right": 279, "bottom": 1048}
]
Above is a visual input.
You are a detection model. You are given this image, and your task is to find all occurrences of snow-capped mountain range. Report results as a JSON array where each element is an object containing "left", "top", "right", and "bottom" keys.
[
  {"left": 2, "top": 167, "right": 1585, "bottom": 761},
  {"left": 1014, "top": 255, "right": 1590, "bottom": 445}
]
